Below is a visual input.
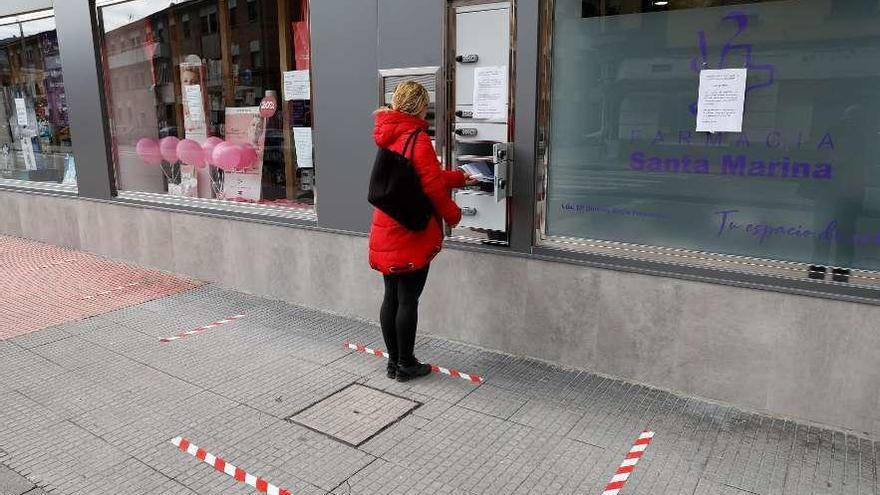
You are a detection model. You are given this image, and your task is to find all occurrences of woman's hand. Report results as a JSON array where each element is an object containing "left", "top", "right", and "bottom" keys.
[{"left": 463, "top": 174, "right": 480, "bottom": 186}]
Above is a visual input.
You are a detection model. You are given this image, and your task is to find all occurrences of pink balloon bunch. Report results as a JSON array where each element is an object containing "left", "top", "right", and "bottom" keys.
[
  {"left": 135, "top": 135, "right": 259, "bottom": 172},
  {"left": 177, "top": 139, "right": 206, "bottom": 168},
  {"left": 159, "top": 136, "right": 179, "bottom": 162},
  {"left": 135, "top": 138, "right": 162, "bottom": 166},
  {"left": 202, "top": 137, "right": 223, "bottom": 166},
  {"left": 210, "top": 141, "right": 259, "bottom": 172},
  {"left": 239, "top": 144, "right": 259, "bottom": 170}
]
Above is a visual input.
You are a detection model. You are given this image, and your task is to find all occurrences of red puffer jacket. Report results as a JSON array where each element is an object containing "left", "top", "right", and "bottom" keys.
[{"left": 369, "top": 110, "right": 466, "bottom": 274}]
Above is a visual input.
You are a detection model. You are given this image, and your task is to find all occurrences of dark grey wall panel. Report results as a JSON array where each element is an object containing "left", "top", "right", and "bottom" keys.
[
  {"left": 510, "top": 0, "right": 539, "bottom": 252},
  {"left": 378, "top": 0, "right": 443, "bottom": 69},
  {"left": 311, "top": 0, "right": 378, "bottom": 232},
  {"left": 55, "top": 0, "right": 116, "bottom": 199}
]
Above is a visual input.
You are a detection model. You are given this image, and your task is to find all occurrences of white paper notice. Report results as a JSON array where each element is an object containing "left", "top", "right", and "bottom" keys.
[
  {"left": 20, "top": 137, "right": 36, "bottom": 171},
  {"left": 283, "top": 70, "right": 311, "bottom": 101},
  {"left": 183, "top": 85, "right": 204, "bottom": 122},
  {"left": 14, "top": 98, "right": 28, "bottom": 127},
  {"left": 696, "top": 68, "right": 747, "bottom": 133},
  {"left": 293, "top": 127, "right": 313, "bottom": 168},
  {"left": 472, "top": 66, "right": 508, "bottom": 120}
]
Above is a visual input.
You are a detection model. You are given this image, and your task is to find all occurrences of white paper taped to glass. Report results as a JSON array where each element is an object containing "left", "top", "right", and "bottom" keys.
[
  {"left": 472, "top": 66, "right": 508, "bottom": 120},
  {"left": 695, "top": 68, "right": 747, "bottom": 133}
]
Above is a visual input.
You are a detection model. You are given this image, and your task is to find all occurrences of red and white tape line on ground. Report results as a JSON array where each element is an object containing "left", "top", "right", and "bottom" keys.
[
  {"left": 601, "top": 431, "right": 655, "bottom": 495},
  {"left": 160, "top": 315, "right": 245, "bottom": 343},
  {"left": 39, "top": 258, "right": 77, "bottom": 269},
  {"left": 82, "top": 282, "right": 140, "bottom": 300},
  {"left": 171, "top": 437, "right": 291, "bottom": 495},
  {"left": 343, "top": 341, "right": 484, "bottom": 384}
]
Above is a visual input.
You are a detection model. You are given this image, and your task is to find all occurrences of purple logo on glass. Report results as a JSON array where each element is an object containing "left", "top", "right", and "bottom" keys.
[{"left": 689, "top": 12, "right": 776, "bottom": 115}]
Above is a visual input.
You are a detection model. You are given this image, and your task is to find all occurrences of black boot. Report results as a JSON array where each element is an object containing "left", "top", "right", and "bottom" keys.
[
  {"left": 396, "top": 359, "right": 432, "bottom": 382},
  {"left": 386, "top": 361, "right": 398, "bottom": 379}
]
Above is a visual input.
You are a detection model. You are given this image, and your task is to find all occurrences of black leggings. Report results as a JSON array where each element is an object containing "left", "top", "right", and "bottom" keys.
[{"left": 380, "top": 266, "right": 429, "bottom": 367}]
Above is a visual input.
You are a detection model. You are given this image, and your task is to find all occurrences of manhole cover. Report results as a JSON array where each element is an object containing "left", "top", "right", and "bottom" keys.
[{"left": 288, "top": 384, "right": 420, "bottom": 446}]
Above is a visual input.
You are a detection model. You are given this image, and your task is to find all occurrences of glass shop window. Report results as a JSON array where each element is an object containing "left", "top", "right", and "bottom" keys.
[
  {"left": 96, "top": 0, "right": 315, "bottom": 209},
  {"left": 0, "top": 10, "right": 76, "bottom": 186},
  {"left": 544, "top": 0, "right": 880, "bottom": 272}
]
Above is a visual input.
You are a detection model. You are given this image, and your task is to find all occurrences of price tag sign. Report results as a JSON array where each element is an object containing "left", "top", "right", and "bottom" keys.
[{"left": 259, "top": 94, "right": 277, "bottom": 118}]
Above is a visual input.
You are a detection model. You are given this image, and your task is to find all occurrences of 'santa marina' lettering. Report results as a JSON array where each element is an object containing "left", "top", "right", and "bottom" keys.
[{"left": 630, "top": 151, "right": 833, "bottom": 180}]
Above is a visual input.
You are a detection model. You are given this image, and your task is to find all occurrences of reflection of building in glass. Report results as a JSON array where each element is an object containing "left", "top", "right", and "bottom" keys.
[
  {"left": 549, "top": 0, "right": 880, "bottom": 269},
  {"left": 102, "top": 0, "right": 312, "bottom": 203},
  {"left": 103, "top": 0, "right": 284, "bottom": 145}
]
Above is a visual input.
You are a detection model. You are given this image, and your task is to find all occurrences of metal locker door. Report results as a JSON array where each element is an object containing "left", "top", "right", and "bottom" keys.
[{"left": 454, "top": 4, "right": 511, "bottom": 109}]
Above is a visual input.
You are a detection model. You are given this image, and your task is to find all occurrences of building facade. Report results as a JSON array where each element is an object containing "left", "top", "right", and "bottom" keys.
[{"left": 1, "top": 0, "right": 879, "bottom": 438}]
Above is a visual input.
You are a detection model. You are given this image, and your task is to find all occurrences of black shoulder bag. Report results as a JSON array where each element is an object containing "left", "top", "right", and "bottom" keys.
[{"left": 367, "top": 129, "right": 434, "bottom": 231}]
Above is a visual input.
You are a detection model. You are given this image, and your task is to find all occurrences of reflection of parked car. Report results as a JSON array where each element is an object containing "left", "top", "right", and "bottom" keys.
[{"left": 158, "top": 126, "right": 179, "bottom": 138}]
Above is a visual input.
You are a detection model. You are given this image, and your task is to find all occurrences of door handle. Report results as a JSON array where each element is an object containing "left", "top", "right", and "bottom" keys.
[
  {"left": 455, "top": 128, "right": 478, "bottom": 137},
  {"left": 461, "top": 206, "right": 477, "bottom": 216},
  {"left": 455, "top": 54, "right": 479, "bottom": 64}
]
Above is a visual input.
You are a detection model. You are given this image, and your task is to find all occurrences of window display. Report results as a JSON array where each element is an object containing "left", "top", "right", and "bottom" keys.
[
  {"left": 0, "top": 11, "right": 75, "bottom": 185},
  {"left": 544, "top": 0, "right": 880, "bottom": 272},
  {"left": 97, "top": 0, "right": 314, "bottom": 208}
]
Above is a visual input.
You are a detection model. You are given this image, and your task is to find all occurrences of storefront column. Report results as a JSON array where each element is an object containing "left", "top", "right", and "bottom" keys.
[
  {"left": 310, "top": 0, "right": 379, "bottom": 233},
  {"left": 54, "top": 0, "right": 116, "bottom": 200},
  {"left": 510, "top": 0, "right": 539, "bottom": 253}
]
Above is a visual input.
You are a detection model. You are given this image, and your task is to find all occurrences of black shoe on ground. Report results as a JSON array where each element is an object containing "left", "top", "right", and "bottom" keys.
[
  {"left": 386, "top": 362, "right": 398, "bottom": 379},
  {"left": 396, "top": 361, "right": 432, "bottom": 382}
]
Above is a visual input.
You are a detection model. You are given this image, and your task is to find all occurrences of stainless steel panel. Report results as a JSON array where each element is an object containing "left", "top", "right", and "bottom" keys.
[
  {"left": 454, "top": 5, "right": 511, "bottom": 106},
  {"left": 454, "top": 190, "right": 506, "bottom": 231}
]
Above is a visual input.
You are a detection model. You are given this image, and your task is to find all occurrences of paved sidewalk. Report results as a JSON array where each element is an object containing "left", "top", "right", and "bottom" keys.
[
  {"left": 0, "top": 235, "right": 200, "bottom": 340},
  {"left": 0, "top": 238, "right": 878, "bottom": 494}
]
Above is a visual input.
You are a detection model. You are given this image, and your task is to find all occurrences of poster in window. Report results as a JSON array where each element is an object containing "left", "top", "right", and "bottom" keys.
[
  {"left": 283, "top": 70, "right": 310, "bottom": 102},
  {"left": 293, "top": 127, "right": 313, "bottom": 168},
  {"left": 14, "top": 98, "right": 28, "bottom": 127},
  {"left": 180, "top": 57, "right": 211, "bottom": 198},
  {"left": 221, "top": 106, "right": 266, "bottom": 201},
  {"left": 291, "top": 100, "right": 311, "bottom": 127},
  {"left": 180, "top": 58, "right": 208, "bottom": 142},
  {"left": 19, "top": 137, "right": 36, "bottom": 171},
  {"left": 293, "top": 20, "right": 310, "bottom": 70}
]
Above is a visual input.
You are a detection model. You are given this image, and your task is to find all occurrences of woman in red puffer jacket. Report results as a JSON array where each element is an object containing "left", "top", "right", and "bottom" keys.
[{"left": 369, "top": 81, "right": 472, "bottom": 382}]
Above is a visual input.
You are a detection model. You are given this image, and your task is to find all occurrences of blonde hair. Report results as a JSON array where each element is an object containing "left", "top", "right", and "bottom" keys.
[{"left": 391, "top": 81, "right": 429, "bottom": 116}]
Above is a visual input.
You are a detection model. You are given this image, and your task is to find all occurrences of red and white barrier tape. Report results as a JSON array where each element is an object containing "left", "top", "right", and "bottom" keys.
[
  {"left": 160, "top": 314, "right": 245, "bottom": 343},
  {"left": 83, "top": 282, "right": 140, "bottom": 300},
  {"left": 343, "top": 341, "right": 484, "bottom": 384},
  {"left": 601, "top": 431, "right": 655, "bottom": 495},
  {"left": 171, "top": 437, "right": 291, "bottom": 495}
]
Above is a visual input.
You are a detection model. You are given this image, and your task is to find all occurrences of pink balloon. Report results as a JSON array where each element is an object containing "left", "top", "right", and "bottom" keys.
[
  {"left": 212, "top": 142, "right": 242, "bottom": 171},
  {"left": 202, "top": 137, "right": 223, "bottom": 165},
  {"left": 238, "top": 143, "right": 259, "bottom": 171},
  {"left": 177, "top": 139, "right": 205, "bottom": 168},
  {"left": 135, "top": 138, "right": 162, "bottom": 166},
  {"left": 159, "top": 136, "right": 180, "bottom": 163}
]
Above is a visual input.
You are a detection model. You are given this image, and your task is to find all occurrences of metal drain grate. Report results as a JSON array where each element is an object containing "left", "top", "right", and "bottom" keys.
[{"left": 288, "top": 384, "right": 420, "bottom": 447}]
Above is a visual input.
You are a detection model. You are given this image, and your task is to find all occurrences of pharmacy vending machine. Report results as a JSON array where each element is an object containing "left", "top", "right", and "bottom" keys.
[{"left": 448, "top": 1, "right": 513, "bottom": 244}]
